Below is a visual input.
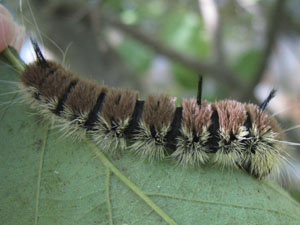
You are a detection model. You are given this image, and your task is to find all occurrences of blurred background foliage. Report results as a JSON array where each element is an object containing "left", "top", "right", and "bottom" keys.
[{"left": 3, "top": 0, "right": 300, "bottom": 199}]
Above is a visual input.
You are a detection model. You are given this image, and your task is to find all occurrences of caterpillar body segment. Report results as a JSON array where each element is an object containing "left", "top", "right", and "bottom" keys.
[
  {"left": 241, "top": 104, "right": 284, "bottom": 179},
  {"left": 130, "top": 95, "right": 177, "bottom": 160},
  {"left": 212, "top": 100, "right": 249, "bottom": 168},
  {"left": 20, "top": 45, "right": 285, "bottom": 179},
  {"left": 92, "top": 88, "right": 138, "bottom": 153},
  {"left": 172, "top": 99, "right": 212, "bottom": 166}
]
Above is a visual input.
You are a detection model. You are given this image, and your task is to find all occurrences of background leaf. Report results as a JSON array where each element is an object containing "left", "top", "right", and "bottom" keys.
[{"left": 1, "top": 53, "right": 300, "bottom": 225}]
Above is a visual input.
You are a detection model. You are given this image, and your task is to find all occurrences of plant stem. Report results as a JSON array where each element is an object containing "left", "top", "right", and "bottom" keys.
[{"left": 2, "top": 47, "right": 26, "bottom": 74}]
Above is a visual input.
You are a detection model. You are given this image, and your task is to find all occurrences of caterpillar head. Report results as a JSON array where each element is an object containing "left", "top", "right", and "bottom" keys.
[{"left": 242, "top": 103, "right": 284, "bottom": 179}]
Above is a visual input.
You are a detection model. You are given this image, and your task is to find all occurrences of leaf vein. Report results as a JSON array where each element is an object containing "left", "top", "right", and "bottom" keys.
[
  {"left": 106, "top": 169, "right": 113, "bottom": 225},
  {"left": 34, "top": 122, "right": 50, "bottom": 225},
  {"left": 87, "top": 140, "right": 178, "bottom": 225},
  {"left": 0, "top": 93, "right": 18, "bottom": 122},
  {"left": 145, "top": 192, "right": 299, "bottom": 221}
]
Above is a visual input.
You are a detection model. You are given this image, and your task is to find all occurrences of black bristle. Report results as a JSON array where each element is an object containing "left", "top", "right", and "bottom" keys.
[
  {"left": 53, "top": 80, "right": 78, "bottom": 116},
  {"left": 124, "top": 100, "right": 145, "bottom": 137},
  {"left": 165, "top": 107, "right": 183, "bottom": 150},
  {"left": 197, "top": 75, "right": 203, "bottom": 106},
  {"left": 30, "top": 38, "right": 49, "bottom": 69},
  {"left": 84, "top": 92, "right": 107, "bottom": 130},
  {"left": 259, "top": 89, "right": 277, "bottom": 111}
]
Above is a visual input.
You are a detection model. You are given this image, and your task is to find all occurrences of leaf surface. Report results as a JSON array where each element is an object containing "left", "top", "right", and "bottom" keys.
[{"left": 0, "top": 52, "right": 300, "bottom": 225}]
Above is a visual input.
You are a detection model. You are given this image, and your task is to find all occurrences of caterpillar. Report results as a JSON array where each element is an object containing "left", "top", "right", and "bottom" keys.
[{"left": 17, "top": 40, "right": 286, "bottom": 180}]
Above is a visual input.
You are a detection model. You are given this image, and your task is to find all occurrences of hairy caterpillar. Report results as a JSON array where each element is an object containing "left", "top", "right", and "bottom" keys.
[{"left": 16, "top": 40, "right": 286, "bottom": 180}]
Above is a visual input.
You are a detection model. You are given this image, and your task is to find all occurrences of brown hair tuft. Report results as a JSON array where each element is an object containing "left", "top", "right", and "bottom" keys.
[
  {"left": 101, "top": 88, "right": 138, "bottom": 125},
  {"left": 181, "top": 99, "right": 212, "bottom": 133},
  {"left": 142, "top": 95, "right": 176, "bottom": 131},
  {"left": 65, "top": 80, "right": 107, "bottom": 115},
  {"left": 213, "top": 100, "right": 247, "bottom": 134}
]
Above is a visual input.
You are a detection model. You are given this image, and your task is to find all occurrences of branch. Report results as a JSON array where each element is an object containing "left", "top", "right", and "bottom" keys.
[
  {"left": 198, "top": 0, "right": 225, "bottom": 64},
  {"left": 243, "top": 0, "right": 286, "bottom": 97},
  {"left": 100, "top": 10, "right": 247, "bottom": 92}
]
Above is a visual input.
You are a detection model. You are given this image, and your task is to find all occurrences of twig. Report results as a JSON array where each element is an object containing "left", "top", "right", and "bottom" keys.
[
  {"left": 243, "top": 0, "right": 286, "bottom": 97},
  {"left": 100, "top": 10, "right": 247, "bottom": 92},
  {"left": 198, "top": 0, "right": 224, "bottom": 64},
  {"left": 88, "top": 5, "right": 109, "bottom": 53},
  {"left": 213, "top": 18, "right": 225, "bottom": 64}
]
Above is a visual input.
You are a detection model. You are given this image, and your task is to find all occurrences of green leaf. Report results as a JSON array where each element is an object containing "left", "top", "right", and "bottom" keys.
[
  {"left": 117, "top": 38, "right": 154, "bottom": 73},
  {"left": 1, "top": 50, "right": 300, "bottom": 225},
  {"left": 160, "top": 10, "right": 211, "bottom": 59},
  {"left": 232, "top": 49, "right": 263, "bottom": 82}
]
